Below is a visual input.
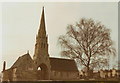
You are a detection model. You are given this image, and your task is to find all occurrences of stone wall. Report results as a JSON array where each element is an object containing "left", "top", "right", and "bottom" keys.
[
  {"left": 14, "top": 70, "right": 37, "bottom": 81},
  {"left": 2, "top": 69, "right": 13, "bottom": 81},
  {"left": 50, "top": 70, "right": 78, "bottom": 80},
  {"left": 2, "top": 68, "right": 38, "bottom": 81}
]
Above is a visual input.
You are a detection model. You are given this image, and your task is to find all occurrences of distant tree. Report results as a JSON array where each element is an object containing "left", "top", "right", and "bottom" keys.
[
  {"left": 58, "top": 18, "right": 116, "bottom": 76},
  {"left": 113, "top": 60, "right": 120, "bottom": 69}
]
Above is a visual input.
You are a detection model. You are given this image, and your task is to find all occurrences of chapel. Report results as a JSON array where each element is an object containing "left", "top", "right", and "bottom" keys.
[{"left": 2, "top": 7, "right": 79, "bottom": 81}]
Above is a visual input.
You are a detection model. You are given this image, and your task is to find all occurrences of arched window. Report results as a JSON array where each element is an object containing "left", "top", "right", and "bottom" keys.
[
  {"left": 38, "top": 67, "right": 41, "bottom": 70},
  {"left": 37, "top": 63, "right": 49, "bottom": 80}
]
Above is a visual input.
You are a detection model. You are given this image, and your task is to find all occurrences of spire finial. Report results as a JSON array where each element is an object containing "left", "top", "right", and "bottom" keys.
[
  {"left": 27, "top": 50, "right": 29, "bottom": 54},
  {"left": 42, "top": 6, "right": 44, "bottom": 13}
]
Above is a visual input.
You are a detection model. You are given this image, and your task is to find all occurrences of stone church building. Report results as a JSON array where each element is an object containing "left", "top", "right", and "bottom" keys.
[{"left": 2, "top": 7, "right": 79, "bottom": 81}]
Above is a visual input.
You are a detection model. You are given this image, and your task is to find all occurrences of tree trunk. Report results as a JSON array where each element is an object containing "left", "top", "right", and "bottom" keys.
[{"left": 86, "top": 64, "right": 92, "bottom": 79}]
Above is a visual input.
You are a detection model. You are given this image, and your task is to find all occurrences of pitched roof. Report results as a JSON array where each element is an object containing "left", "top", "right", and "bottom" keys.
[
  {"left": 11, "top": 53, "right": 35, "bottom": 69},
  {"left": 49, "top": 57, "right": 78, "bottom": 72},
  {"left": 10, "top": 54, "right": 78, "bottom": 72}
]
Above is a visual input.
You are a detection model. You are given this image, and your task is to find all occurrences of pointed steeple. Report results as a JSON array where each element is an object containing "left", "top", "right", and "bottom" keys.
[
  {"left": 33, "top": 7, "right": 50, "bottom": 74},
  {"left": 38, "top": 7, "right": 46, "bottom": 37},
  {"left": 34, "top": 6, "right": 49, "bottom": 60}
]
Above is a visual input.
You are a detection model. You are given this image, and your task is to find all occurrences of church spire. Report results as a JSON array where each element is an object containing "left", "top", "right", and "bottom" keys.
[
  {"left": 34, "top": 6, "right": 49, "bottom": 61},
  {"left": 38, "top": 6, "right": 46, "bottom": 37}
]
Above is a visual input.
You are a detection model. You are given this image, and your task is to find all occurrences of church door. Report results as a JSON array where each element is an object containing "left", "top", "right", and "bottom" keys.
[{"left": 37, "top": 63, "right": 49, "bottom": 80}]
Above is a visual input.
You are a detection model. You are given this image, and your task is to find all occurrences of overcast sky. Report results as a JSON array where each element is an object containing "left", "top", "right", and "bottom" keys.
[{"left": 1, "top": 2, "right": 118, "bottom": 71}]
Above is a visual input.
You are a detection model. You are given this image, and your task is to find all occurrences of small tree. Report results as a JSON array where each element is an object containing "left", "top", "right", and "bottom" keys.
[{"left": 58, "top": 18, "right": 116, "bottom": 76}]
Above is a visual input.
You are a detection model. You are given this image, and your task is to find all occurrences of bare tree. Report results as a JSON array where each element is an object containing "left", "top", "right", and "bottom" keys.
[
  {"left": 90, "top": 56, "right": 109, "bottom": 70},
  {"left": 58, "top": 18, "right": 116, "bottom": 75}
]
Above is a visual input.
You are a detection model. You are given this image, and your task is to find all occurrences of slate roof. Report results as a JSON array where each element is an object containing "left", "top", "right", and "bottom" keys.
[
  {"left": 49, "top": 57, "right": 78, "bottom": 72},
  {"left": 10, "top": 54, "right": 78, "bottom": 72},
  {"left": 11, "top": 53, "right": 35, "bottom": 69}
]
